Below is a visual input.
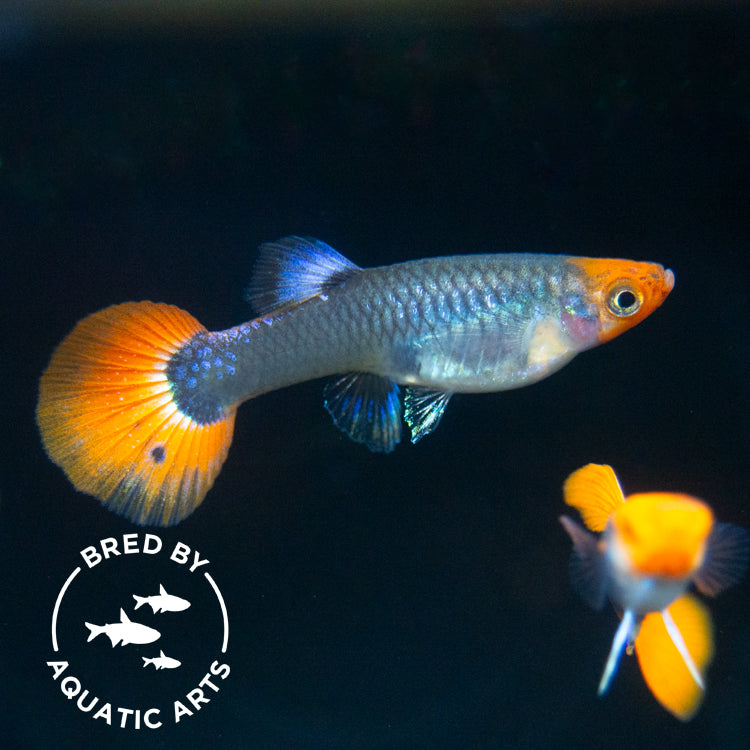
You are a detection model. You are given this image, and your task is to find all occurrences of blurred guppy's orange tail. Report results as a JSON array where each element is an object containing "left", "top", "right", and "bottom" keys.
[
  {"left": 635, "top": 594, "right": 714, "bottom": 722},
  {"left": 36, "top": 302, "right": 236, "bottom": 526}
]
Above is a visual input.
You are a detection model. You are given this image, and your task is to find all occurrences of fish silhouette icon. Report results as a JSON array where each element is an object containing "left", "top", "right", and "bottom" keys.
[
  {"left": 142, "top": 649, "right": 181, "bottom": 670},
  {"left": 85, "top": 608, "right": 160, "bottom": 647},
  {"left": 133, "top": 584, "right": 191, "bottom": 614}
]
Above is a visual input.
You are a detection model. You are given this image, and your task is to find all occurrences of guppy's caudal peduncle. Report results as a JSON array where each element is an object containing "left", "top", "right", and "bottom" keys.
[{"left": 37, "top": 236, "right": 674, "bottom": 525}]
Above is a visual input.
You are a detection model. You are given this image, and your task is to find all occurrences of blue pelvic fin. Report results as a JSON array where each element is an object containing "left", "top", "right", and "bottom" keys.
[
  {"left": 403, "top": 387, "right": 452, "bottom": 444},
  {"left": 598, "top": 609, "right": 636, "bottom": 696},
  {"left": 246, "top": 236, "right": 361, "bottom": 315},
  {"left": 324, "top": 373, "right": 402, "bottom": 453}
]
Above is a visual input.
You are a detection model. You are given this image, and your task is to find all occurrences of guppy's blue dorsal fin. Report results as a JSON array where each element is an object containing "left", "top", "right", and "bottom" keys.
[
  {"left": 404, "top": 387, "right": 453, "bottom": 444},
  {"left": 246, "top": 236, "right": 361, "bottom": 315},
  {"left": 324, "top": 373, "right": 402, "bottom": 453}
]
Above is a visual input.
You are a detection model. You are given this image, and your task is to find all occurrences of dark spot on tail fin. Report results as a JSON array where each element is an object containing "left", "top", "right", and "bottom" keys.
[
  {"left": 37, "top": 301, "right": 236, "bottom": 526},
  {"left": 150, "top": 445, "right": 166, "bottom": 463}
]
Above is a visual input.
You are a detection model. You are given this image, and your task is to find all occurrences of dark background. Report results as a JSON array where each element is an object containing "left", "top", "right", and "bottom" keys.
[{"left": 2, "top": 2, "right": 749, "bottom": 748}]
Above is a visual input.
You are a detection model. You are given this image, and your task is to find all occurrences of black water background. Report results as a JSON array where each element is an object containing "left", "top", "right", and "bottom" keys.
[{"left": 2, "top": 6, "right": 749, "bottom": 748}]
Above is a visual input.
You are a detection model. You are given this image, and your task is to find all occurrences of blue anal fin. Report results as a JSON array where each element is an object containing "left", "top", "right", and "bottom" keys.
[
  {"left": 404, "top": 387, "right": 452, "bottom": 444},
  {"left": 324, "top": 373, "right": 402, "bottom": 453},
  {"left": 246, "top": 236, "right": 361, "bottom": 315}
]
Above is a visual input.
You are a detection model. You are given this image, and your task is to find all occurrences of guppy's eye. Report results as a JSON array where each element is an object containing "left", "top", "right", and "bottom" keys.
[{"left": 606, "top": 284, "right": 642, "bottom": 317}]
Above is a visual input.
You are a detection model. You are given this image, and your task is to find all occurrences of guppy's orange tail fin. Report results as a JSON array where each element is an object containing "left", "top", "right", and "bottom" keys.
[
  {"left": 635, "top": 594, "right": 714, "bottom": 722},
  {"left": 37, "top": 302, "right": 236, "bottom": 526}
]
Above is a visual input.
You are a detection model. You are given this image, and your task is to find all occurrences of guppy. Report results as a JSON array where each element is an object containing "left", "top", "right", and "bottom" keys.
[{"left": 37, "top": 236, "right": 674, "bottom": 526}]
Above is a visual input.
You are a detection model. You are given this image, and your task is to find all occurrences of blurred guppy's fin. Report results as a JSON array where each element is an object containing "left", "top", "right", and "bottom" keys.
[{"left": 635, "top": 594, "right": 714, "bottom": 722}]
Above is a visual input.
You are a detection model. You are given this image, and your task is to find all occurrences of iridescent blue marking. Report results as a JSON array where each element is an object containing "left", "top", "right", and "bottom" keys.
[
  {"left": 164, "top": 331, "right": 240, "bottom": 423},
  {"left": 323, "top": 373, "right": 402, "bottom": 453},
  {"left": 246, "top": 236, "right": 361, "bottom": 315}
]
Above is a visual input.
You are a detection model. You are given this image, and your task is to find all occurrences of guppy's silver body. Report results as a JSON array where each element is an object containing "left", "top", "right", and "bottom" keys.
[{"left": 169, "top": 250, "right": 597, "bottom": 422}]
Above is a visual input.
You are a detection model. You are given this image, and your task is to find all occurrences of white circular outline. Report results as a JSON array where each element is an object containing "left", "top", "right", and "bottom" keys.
[
  {"left": 51, "top": 566, "right": 80, "bottom": 652},
  {"left": 203, "top": 572, "right": 229, "bottom": 653}
]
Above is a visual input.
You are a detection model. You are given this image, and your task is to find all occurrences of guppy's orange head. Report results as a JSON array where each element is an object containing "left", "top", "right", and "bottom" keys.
[
  {"left": 610, "top": 493, "right": 713, "bottom": 579},
  {"left": 567, "top": 258, "right": 675, "bottom": 344}
]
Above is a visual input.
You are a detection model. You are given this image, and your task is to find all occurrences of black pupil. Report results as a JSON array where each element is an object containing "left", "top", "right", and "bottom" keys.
[{"left": 616, "top": 290, "right": 637, "bottom": 310}]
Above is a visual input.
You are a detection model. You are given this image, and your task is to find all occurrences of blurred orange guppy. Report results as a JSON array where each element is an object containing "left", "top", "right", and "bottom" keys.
[
  {"left": 561, "top": 463, "right": 749, "bottom": 721},
  {"left": 38, "top": 236, "right": 674, "bottom": 525}
]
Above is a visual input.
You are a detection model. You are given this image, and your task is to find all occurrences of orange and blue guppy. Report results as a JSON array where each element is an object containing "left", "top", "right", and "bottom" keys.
[
  {"left": 37, "top": 237, "right": 674, "bottom": 526},
  {"left": 560, "top": 463, "right": 749, "bottom": 721}
]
